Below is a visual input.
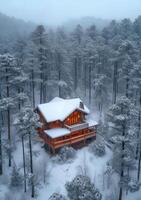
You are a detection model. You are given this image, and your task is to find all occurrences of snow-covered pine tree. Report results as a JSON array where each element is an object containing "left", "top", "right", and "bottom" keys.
[
  {"left": 118, "top": 41, "right": 139, "bottom": 98},
  {"left": 14, "top": 106, "right": 41, "bottom": 197},
  {"left": 0, "top": 54, "right": 17, "bottom": 167},
  {"left": 31, "top": 25, "right": 48, "bottom": 104},
  {"left": 55, "top": 28, "right": 73, "bottom": 98},
  {"left": 82, "top": 37, "right": 97, "bottom": 105},
  {"left": 23, "top": 40, "right": 40, "bottom": 107},
  {"left": 0, "top": 53, "right": 29, "bottom": 167},
  {"left": 65, "top": 175, "right": 102, "bottom": 200},
  {"left": 131, "top": 59, "right": 141, "bottom": 180},
  {"left": 107, "top": 96, "right": 138, "bottom": 200},
  {"left": 70, "top": 25, "right": 84, "bottom": 93}
]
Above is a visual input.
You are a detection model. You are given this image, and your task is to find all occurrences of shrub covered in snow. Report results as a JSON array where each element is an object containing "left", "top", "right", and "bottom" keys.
[
  {"left": 65, "top": 175, "right": 102, "bottom": 200},
  {"left": 128, "top": 179, "right": 141, "bottom": 193},
  {"left": 49, "top": 193, "right": 67, "bottom": 200},
  {"left": 10, "top": 165, "right": 23, "bottom": 188},
  {"left": 54, "top": 146, "right": 76, "bottom": 163},
  {"left": 89, "top": 141, "right": 106, "bottom": 157}
]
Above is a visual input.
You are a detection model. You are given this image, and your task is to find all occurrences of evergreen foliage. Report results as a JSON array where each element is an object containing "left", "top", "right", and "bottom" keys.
[
  {"left": 10, "top": 165, "right": 23, "bottom": 187},
  {"left": 89, "top": 140, "right": 106, "bottom": 157},
  {"left": 65, "top": 175, "right": 102, "bottom": 200},
  {"left": 49, "top": 193, "right": 67, "bottom": 200},
  {"left": 54, "top": 146, "right": 76, "bottom": 163}
]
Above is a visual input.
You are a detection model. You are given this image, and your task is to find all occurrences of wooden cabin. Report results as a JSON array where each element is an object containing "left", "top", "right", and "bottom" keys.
[{"left": 36, "top": 97, "right": 97, "bottom": 153}]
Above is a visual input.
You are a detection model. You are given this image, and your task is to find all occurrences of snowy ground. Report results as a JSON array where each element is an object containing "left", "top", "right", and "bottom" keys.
[
  {"left": 0, "top": 138, "right": 141, "bottom": 200},
  {"left": 37, "top": 144, "right": 113, "bottom": 200}
]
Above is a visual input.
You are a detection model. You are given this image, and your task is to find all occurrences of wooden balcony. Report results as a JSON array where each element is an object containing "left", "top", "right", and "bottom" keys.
[{"left": 48, "top": 130, "right": 96, "bottom": 149}]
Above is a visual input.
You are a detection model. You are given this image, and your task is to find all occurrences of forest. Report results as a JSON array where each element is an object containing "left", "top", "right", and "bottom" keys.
[{"left": 0, "top": 12, "right": 141, "bottom": 200}]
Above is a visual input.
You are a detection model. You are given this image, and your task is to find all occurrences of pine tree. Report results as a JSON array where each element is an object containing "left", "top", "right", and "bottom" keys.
[
  {"left": 0, "top": 53, "right": 28, "bottom": 167},
  {"left": 14, "top": 105, "right": 41, "bottom": 197},
  {"left": 66, "top": 175, "right": 102, "bottom": 200},
  {"left": 23, "top": 41, "right": 40, "bottom": 107},
  {"left": 0, "top": 54, "right": 17, "bottom": 167},
  {"left": 131, "top": 60, "right": 141, "bottom": 180},
  {"left": 31, "top": 25, "right": 48, "bottom": 103},
  {"left": 107, "top": 96, "right": 137, "bottom": 200}
]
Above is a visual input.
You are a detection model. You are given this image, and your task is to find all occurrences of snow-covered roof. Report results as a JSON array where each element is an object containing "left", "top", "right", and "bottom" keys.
[
  {"left": 37, "top": 97, "right": 89, "bottom": 123},
  {"left": 44, "top": 128, "right": 71, "bottom": 138}
]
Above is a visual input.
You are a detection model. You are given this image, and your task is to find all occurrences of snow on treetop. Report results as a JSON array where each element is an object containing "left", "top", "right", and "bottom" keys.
[
  {"left": 86, "top": 118, "right": 98, "bottom": 127},
  {"left": 37, "top": 97, "right": 89, "bottom": 123}
]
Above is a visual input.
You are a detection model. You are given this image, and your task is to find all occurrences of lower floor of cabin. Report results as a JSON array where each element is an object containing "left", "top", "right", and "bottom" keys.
[{"left": 38, "top": 126, "right": 96, "bottom": 153}]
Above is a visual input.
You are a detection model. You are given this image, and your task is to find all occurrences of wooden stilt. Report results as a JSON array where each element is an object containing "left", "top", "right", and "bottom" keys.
[{"left": 52, "top": 147, "right": 55, "bottom": 154}]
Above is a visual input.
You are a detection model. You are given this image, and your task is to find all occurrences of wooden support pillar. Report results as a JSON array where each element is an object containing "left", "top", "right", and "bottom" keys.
[
  {"left": 83, "top": 130, "right": 86, "bottom": 145},
  {"left": 69, "top": 135, "right": 72, "bottom": 147},
  {"left": 48, "top": 145, "right": 51, "bottom": 154},
  {"left": 51, "top": 146, "right": 55, "bottom": 154}
]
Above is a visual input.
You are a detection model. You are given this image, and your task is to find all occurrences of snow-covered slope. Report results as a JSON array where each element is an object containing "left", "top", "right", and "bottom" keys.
[{"left": 36, "top": 145, "right": 113, "bottom": 199}]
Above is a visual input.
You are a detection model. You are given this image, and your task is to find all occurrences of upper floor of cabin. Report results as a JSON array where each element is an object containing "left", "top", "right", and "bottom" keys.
[{"left": 35, "top": 97, "right": 90, "bottom": 130}]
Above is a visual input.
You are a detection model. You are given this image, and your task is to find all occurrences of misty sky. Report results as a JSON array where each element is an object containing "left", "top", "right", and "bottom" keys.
[{"left": 0, "top": 0, "right": 141, "bottom": 25}]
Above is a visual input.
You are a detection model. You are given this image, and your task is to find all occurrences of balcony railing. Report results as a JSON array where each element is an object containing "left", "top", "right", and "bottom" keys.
[
  {"left": 51, "top": 130, "right": 96, "bottom": 149},
  {"left": 65, "top": 122, "right": 89, "bottom": 132}
]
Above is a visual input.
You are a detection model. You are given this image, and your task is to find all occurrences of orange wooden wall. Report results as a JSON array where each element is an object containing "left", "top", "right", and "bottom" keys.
[{"left": 64, "top": 110, "right": 85, "bottom": 126}]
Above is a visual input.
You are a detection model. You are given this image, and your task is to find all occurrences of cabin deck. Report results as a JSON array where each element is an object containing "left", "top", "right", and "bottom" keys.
[{"left": 39, "top": 127, "right": 96, "bottom": 152}]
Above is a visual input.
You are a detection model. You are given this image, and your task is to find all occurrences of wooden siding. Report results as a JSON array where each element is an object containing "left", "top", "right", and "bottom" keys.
[{"left": 64, "top": 110, "right": 85, "bottom": 126}]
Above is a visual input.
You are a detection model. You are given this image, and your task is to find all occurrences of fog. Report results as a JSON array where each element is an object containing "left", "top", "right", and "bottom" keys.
[{"left": 0, "top": 0, "right": 141, "bottom": 25}]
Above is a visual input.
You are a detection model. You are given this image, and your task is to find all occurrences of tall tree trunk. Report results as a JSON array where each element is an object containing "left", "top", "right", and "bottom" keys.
[
  {"left": 137, "top": 90, "right": 141, "bottom": 181},
  {"left": 0, "top": 125, "right": 2, "bottom": 175},
  {"left": 112, "top": 61, "right": 118, "bottom": 104},
  {"left": 0, "top": 89, "right": 4, "bottom": 126},
  {"left": 84, "top": 63, "right": 87, "bottom": 97},
  {"left": 31, "top": 69, "right": 35, "bottom": 108},
  {"left": 40, "top": 72, "right": 43, "bottom": 104},
  {"left": 43, "top": 71, "right": 47, "bottom": 102},
  {"left": 0, "top": 112, "right": 4, "bottom": 127},
  {"left": 22, "top": 135, "right": 26, "bottom": 192},
  {"left": 18, "top": 88, "right": 21, "bottom": 110},
  {"left": 74, "top": 57, "right": 78, "bottom": 91},
  {"left": 58, "top": 61, "right": 61, "bottom": 98},
  {"left": 43, "top": 82, "right": 46, "bottom": 103},
  {"left": 58, "top": 69, "right": 61, "bottom": 97},
  {"left": 6, "top": 68, "right": 11, "bottom": 167},
  {"left": 39, "top": 35, "right": 44, "bottom": 104},
  {"left": 126, "top": 77, "right": 129, "bottom": 98},
  {"left": 57, "top": 53, "right": 62, "bottom": 98},
  {"left": 136, "top": 110, "right": 140, "bottom": 159},
  {"left": 119, "top": 169, "right": 124, "bottom": 200},
  {"left": 7, "top": 108, "right": 11, "bottom": 167},
  {"left": 29, "top": 132, "right": 34, "bottom": 198},
  {"left": 89, "top": 64, "right": 91, "bottom": 106},
  {"left": 118, "top": 124, "right": 125, "bottom": 200},
  {"left": 138, "top": 141, "right": 141, "bottom": 181}
]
